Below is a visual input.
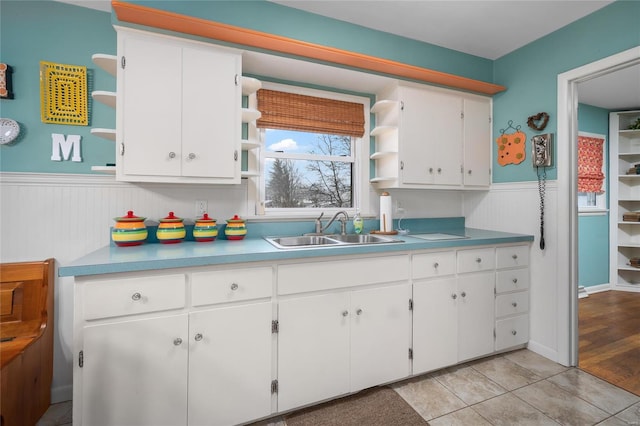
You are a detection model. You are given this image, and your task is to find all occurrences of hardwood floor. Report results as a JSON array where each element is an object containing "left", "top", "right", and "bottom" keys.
[{"left": 578, "top": 290, "right": 640, "bottom": 396}]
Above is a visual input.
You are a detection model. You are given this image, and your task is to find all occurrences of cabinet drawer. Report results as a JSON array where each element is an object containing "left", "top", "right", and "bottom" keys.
[
  {"left": 412, "top": 251, "right": 456, "bottom": 279},
  {"left": 496, "top": 245, "right": 529, "bottom": 269},
  {"left": 496, "top": 269, "right": 530, "bottom": 294},
  {"left": 278, "top": 255, "right": 409, "bottom": 295},
  {"left": 457, "top": 248, "right": 495, "bottom": 273},
  {"left": 191, "top": 267, "right": 272, "bottom": 306},
  {"left": 83, "top": 274, "right": 186, "bottom": 320},
  {"left": 496, "top": 291, "right": 529, "bottom": 317},
  {"left": 495, "top": 315, "right": 529, "bottom": 351}
]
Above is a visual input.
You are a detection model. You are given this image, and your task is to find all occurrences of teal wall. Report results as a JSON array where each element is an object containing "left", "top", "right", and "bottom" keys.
[
  {"left": 492, "top": 0, "right": 640, "bottom": 183},
  {"left": 0, "top": 1, "right": 116, "bottom": 173},
  {"left": 577, "top": 103, "right": 610, "bottom": 288}
]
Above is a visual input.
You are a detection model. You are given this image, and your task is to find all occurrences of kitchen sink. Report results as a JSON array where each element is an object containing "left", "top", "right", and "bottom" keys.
[{"left": 264, "top": 234, "right": 402, "bottom": 249}]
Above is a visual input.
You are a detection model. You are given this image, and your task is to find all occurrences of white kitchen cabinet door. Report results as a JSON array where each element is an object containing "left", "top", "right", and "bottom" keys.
[
  {"left": 463, "top": 98, "right": 491, "bottom": 187},
  {"left": 188, "top": 302, "right": 272, "bottom": 426},
  {"left": 120, "top": 34, "right": 182, "bottom": 177},
  {"left": 400, "top": 87, "right": 462, "bottom": 186},
  {"left": 82, "top": 314, "right": 188, "bottom": 426},
  {"left": 412, "top": 278, "right": 458, "bottom": 374},
  {"left": 457, "top": 272, "right": 495, "bottom": 361},
  {"left": 350, "top": 284, "right": 411, "bottom": 391},
  {"left": 181, "top": 46, "right": 240, "bottom": 180},
  {"left": 278, "top": 292, "right": 350, "bottom": 412}
]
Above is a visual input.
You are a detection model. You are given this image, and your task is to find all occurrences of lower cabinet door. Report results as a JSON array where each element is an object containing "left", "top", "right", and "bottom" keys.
[
  {"left": 412, "top": 278, "right": 458, "bottom": 374},
  {"left": 82, "top": 314, "right": 189, "bottom": 426},
  {"left": 350, "top": 284, "right": 411, "bottom": 391},
  {"left": 458, "top": 272, "right": 495, "bottom": 361},
  {"left": 278, "top": 292, "right": 350, "bottom": 412},
  {"left": 188, "top": 302, "right": 273, "bottom": 426}
]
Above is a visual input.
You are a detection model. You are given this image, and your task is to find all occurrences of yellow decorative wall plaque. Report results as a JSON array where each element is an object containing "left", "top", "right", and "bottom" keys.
[{"left": 40, "top": 61, "right": 88, "bottom": 125}]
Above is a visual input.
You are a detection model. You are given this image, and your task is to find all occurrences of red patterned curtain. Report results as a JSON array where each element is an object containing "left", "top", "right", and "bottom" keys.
[{"left": 577, "top": 136, "right": 605, "bottom": 193}]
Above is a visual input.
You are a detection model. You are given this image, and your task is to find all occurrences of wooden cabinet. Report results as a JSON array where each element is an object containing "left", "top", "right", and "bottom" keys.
[
  {"left": 609, "top": 110, "right": 640, "bottom": 289},
  {"left": 277, "top": 256, "right": 411, "bottom": 412},
  {"left": 116, "top": 28, "right": 242, "bottom": 184},
  {"left": 370, "top": 83, "right": 491, "bottom": 189}
]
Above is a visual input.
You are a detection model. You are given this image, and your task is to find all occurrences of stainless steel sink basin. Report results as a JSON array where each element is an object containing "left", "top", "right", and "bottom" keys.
[{"left": 264, "top": 234, "right": 402, "bottom": 249}]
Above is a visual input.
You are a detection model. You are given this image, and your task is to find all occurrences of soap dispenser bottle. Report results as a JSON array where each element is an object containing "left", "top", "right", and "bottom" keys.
[{"left": 353, "top": 209, "right": 364, "bottom": 234}]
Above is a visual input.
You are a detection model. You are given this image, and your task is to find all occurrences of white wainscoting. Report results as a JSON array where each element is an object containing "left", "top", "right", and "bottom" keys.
[{"left": 464, "top": 180, "right": 560, "bottom": 362}]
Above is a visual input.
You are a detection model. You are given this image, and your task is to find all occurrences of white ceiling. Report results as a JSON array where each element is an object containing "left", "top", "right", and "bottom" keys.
[{"left": 57, "top": 0, "right": 639, "bottom": 110}]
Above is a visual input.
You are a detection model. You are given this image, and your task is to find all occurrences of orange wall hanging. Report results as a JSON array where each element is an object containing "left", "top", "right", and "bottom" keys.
[{"left": 496, "top": 120, "right": 526, "bottom": 166}]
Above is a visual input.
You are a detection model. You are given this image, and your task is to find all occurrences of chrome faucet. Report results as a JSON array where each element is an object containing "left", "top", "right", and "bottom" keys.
[{"left": 315, "top": 211, "right": 349, "bottom": 235}]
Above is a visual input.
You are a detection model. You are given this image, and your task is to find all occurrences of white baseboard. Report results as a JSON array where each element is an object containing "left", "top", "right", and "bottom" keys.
[
  {"left": 51, "top": 384, "right": 73, "bottom": 404},
  {"left": 578, "top": 286, "right": 589, "bottom": 298},
  {"left": 526, "top": 340, "right": 562, "bottom": 366},
  {"left": 584, "top": 283, "right": 613, "bottom": 294}
]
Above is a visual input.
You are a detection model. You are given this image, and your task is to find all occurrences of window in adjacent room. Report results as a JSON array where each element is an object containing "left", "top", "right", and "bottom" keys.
[
  {"left": 254, "top": 83, "right": 370, "bottom": 216},
  {"left": 577, "top": 132, "right": 607, "bottom": 212}
]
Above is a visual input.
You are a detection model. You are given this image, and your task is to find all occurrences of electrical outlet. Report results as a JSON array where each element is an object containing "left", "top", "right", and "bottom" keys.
[{"left": 195, "top": 200, "right": 208, "bottom": 217}]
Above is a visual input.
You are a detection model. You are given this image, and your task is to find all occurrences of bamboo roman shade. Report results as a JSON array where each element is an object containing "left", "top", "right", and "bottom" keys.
[{"left": 256, "top": 89, "right": 365, "bottom": 137}]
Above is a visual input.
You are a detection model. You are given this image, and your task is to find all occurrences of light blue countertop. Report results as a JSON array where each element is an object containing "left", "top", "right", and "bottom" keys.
[{"left": 59, "top": 227, "right": 533, "bottom": 277}]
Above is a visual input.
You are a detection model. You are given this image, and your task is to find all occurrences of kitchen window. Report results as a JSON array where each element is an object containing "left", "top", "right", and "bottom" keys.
[{"left": 253, "top": 83, "right": 371, "bottom": 217}]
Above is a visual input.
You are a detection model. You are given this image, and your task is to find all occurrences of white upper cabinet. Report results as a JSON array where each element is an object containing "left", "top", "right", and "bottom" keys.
[
  {"left": 116, "top": 28, "right": 242, "bottom": 184},
  {"left": 371, "top": 83, "right": 491, "bottom": 189}
]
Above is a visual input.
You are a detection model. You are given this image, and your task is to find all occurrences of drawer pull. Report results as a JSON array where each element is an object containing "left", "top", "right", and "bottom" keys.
[
  {"left": 512, "top": 302, "right": 518, "bottom": 307},
  {"left": 194, "top": 333, "right": 203, "bottom": 342},
  {"left": 173, "top": 338, "right": 183, "bottom": 346},
  {"left": 230, "top": 283, "right": 239, "bottom": 291},
  {"left": 433, "top": 262, "right": 439, "bottom": 268},
  {"left": 460, "top": 291, "right": 466, "bottom": 298},
  {"left": 451, "top": 294, "right": 457, "bottom": 300},
  {"left": 476, "top": 258, "right": 482, "bottom": 263},
  {"left": 512, "top": 278, "right": 518, "bottom": 284},
  {"left": 511, "top": 330, "right": 517, "bottom": 335},
  {"left": 356, "top": 308, "right": 363, "bottom": 316},
  {"left": 131, "top": 292, "right": 142, "bottom": 301},
  {"left": 342, "top": 310, "right": 349, "bottom": 317},
  {"left": 512, "top": 254, "right": 518, "bottom": 260}
]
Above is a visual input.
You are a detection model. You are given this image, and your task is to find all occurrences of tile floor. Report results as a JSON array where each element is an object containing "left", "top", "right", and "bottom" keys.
[{"left": 37, "top": 349, "right": 640, "bottom": 426}]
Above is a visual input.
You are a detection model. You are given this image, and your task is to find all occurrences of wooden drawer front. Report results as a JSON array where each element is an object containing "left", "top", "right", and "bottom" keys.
[
  {"left": 278, "top": 255, "right": 409, "bottom": 295},
  {"left": 412, "top": 251, "right": 455, "bottom": 279},
  {"left": 83, "top": 274, "right": 186, "bottom": 320},
  {"left": 495, "top": 315, "right": 529, "bottom": 351},
  {"left": 496, "top": 291, "right": 529, "bottom": 317},
  {"left": 496, "top": 269, "right": 530, "bottom": 294},
  {"left": 457, "top": 248, "right": 495, "bottom": 273},
  {"left": 496, "top": 245, "right": 529, "bottom": 269},
  {"left": 191, "top": 267, "right": 272, "bottom": 306}
]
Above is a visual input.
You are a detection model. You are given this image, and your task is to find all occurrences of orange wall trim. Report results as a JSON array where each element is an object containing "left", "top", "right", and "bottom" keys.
[{"left": 112, "top": 1, "right": 506, "bottom": 95}]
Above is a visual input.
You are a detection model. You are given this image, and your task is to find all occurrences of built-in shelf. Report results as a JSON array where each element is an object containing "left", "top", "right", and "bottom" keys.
[
  {"left": 241, "top": 76, "right": 262, "bottom": 95},
  {"left": 90, "top": 128, "right": 116, "bottom": 141},
  {"left": 241, "top": 170, "right": 260, "bottom": 178},
  {"left": 370, "top": 125, "right": 397, "bottom": 137},
  {"left": 371, "top": 99, "right": 399, "bottom": 114},
  {"left": 92, "top": 91, "right": 117, "bottom": 109},
  {"left": 618, "top": 264, "right": 640, "bottom": 272},
  {"left": 369, "top": 151, "right": 397, "bottom": 160},
  {"left": 369, "top": 176, "right": 395, "bottom": 183},
  {"left": 242, "top": 140, "right": 261, "bottom": 150},
  {"left": 92, "top": 54, "right": 117, "bottom": 77},
  {"left": 620, "top": 129, "right": 640, "bottom": 138},
  {"left": 242, "top": 108, "right": 261, "bottom": 122},
  {"left": 91, "top": 166, "right": 116, "bottom": 174},
  {"left": 618, "top": 221, "right": 640, "bottom": 225},
  {"left": 618, "top": 243, "right": 640, "bottom": 248}
]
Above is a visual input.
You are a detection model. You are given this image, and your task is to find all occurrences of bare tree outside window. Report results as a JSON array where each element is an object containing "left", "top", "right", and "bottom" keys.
[{"left": 305, "top": 134, "right": 352, "bottom": 208}]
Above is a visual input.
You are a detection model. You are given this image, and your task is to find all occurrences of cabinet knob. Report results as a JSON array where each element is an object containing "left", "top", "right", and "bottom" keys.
[
  {"left": 476, "top": 257, "right": 482, "bottom": 263},
  {"left": 194, "top": 333, "right": 203, "bottom": 341},
  {"left": 433, "top": 262, "right": 439, "bottom": 268},
  {"left": 460, "top": 291, "right": 467, "bottom": 298},
  {"left": 168, "top": 151, "right": 176, "bottom": 159},
  {"left": 400, "top": 161, "right": 404, "bottom": 170},
  {"left": 131, "top": 292, "right": 142, "bottom": 301},
  {"left": 512, "top": 254, "right": 518, "bottom": 260},
  {"left": 451, "top": 293, "right": 457, "bottom": 300},
  {"left": 512, "top": 302, "right": 518, "bottom": 307},
  {"left": 188, "top": 152, "right": 196, "bottom": 160},
  {"left": 356, "top": 308, "right": 363, "bottom": 316},
  {"left": 342, "top": 310, "right": 349, "bottom": 317},
  {"left": 468, "top": 170, "right": 472, "bottom": 175},
  {"left": 429, "top": 167, "right": 434, "bottom": 173},
  {"left": 173, "top": 338, "right": 183, "bottom": 346},
  {"left": 511, "top": 330, "right": 517, "bottom": 336},
  {"left": 230, "top": 283, "right": 239, "bottom": 291},
  {"left": 437, "top": 168, "right": 442, "bottom": 173},
  {"left": 512, "top": 278, "right": 518, "bottom": 284}
]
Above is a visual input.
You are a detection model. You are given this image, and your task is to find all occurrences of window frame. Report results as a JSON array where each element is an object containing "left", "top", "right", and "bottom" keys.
[
  {"left": 252, "top": 82, "right": 371, "bottom": 219},
  {"left": 577, "top": 131, "right": 608, "bottom": 213}
]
